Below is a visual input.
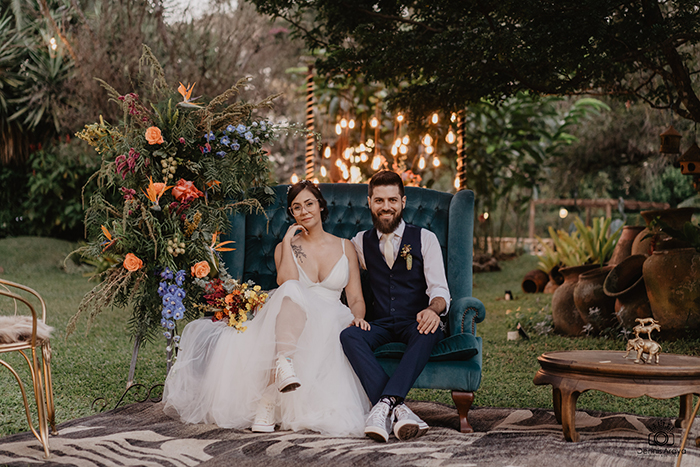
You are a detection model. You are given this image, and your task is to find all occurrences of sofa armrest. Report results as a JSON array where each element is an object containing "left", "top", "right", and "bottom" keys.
[{"left": 447, "top": 296, "right": 486, "bottom": 336}]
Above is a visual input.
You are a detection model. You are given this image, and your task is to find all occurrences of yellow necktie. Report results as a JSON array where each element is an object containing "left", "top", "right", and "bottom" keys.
[{"left": 383, "top": 233, "right": 395, "bottom": 269}]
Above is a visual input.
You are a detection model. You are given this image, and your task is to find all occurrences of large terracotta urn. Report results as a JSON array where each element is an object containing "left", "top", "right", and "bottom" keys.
[
  {"left": 574, "top": 266, "right": 617, "bottom": 333},
  {"left": 551, "top": 264, "right": 597, "bottom": 336},
  {"left": 522, "top": 269, "right": 549, "bottom": 293},
  {"left": 609, "top": 226, "right": 645, "bottom": 266},
  {"left": 631, "top": 208, "right": 695, "bottom": 256},
  {"left": 643, "top": 247, "right": 700, "bottom": 334},
  {"left": 603, "top": 255, "right": 652, "bottom": 330}
]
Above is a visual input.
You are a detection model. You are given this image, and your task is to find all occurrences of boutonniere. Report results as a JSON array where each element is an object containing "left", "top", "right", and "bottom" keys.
[{"left": 400, "top": 244, "right": 413, "bottom": 270}]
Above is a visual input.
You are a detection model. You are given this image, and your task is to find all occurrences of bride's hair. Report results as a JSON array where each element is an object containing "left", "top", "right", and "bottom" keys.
[{"left": 287, "top": 180, "right": 329, "bottom": 222}]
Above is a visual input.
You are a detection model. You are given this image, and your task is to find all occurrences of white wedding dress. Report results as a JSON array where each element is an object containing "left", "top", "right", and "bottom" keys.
[{"left": 162, "top": 241, "right": 370, "bottom": 437}]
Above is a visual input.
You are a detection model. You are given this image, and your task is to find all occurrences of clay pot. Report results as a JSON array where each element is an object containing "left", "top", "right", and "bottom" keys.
[
  {"left": 551, "top": 264, "right": 597, "bottom": 336},
  {"left": 543, "top": 265, "right": 564, "bottom": 294},
  {"left": 574, "top": 265, "right": 617, "bottom": 333},
  {"left": 609, "top": 226, "right": 645, "bottom": 266},
  {"left": 631, "top": 208, "right": 695, "bottom": 256},
  {"left": 643, "top": 247, "right": 700, "bottom": 334},
  {"left": 522, "top": 269, "right": 549, "bottom": 293},
  {"left": 603, "top": 255, "right": 652, "bottom": 330}
]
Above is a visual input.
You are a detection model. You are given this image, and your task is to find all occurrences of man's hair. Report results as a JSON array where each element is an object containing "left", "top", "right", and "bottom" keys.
[
  {"left": 368, "top": 170, "right": 404, "bottom": 198},
  {"left": 286, "top": 180, "right": 329, "bottom": 222}
]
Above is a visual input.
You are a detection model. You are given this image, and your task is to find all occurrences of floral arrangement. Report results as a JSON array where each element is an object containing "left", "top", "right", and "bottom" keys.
[{"left": 67, "top": 45, "right": 282, "bottom": 356}]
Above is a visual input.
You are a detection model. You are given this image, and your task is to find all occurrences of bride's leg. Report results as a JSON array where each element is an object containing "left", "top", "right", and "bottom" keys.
[{"left": 275, "top": 297, "right": 307, "bottom": 358}]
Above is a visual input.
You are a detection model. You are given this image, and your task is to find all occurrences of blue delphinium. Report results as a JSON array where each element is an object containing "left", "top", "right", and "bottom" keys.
[
  {"left": 231, "top": 141, "right": 240, "bottom": 151},
  {"left": 157, "top": 281, "right": 168, "bottom": 297},
  {"left": 160, "top": 267, "right": 173, "bottom": 280},
  {"left": 244, "top": 131, "right": 254, "bottom": 143},
  {"left": 236, "top": 124, "right": 247, "bottom": 135},
  {"left": 216, "top": 151, "right": 227, "bottom": 157},
  {"left": 163, "top": 331, "right": 172, "bottom": 340},
  {"left": 160, "top": 269, "right": 187, "bottom": 342},
  {"left": 205, "top": 131, "right": 216, "bottom": 142},
  {"left": 220, "top": 136, "right": 230, "bottom": 146},
  {"left": 226, "top": 124, "right": 235, "bottom": 133},
  {"left": 175, "top": 270, "right": 186, "bottom": 286}
]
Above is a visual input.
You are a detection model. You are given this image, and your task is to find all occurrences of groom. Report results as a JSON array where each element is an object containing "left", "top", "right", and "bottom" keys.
[{"left": 341, "top": 170, "right": 450, "bottom": 442}]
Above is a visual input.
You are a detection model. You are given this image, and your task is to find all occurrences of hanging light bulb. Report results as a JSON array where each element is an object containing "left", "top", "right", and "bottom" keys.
[
  {"left": 360, "top": 152, "right": 368, "bottom": 162},
  {"left": 344, "top": 148, "right": 353, "bottom": 160},
  {"left": 348, "top": 119, "right": 355, "bottom": 129},
  {"left": 391, "top": 146, "right": 398, "bottom": 156},
  {"left": 422, "top": 134, "right": 433, "bottom": 146},
  {"left": 396, "top": 113, "right": 404, "bottom": 123},
  {"left": 432, "top": 156, "right": 440, "bottom": 167},
  {"left": 372, "top": 155, "right": 382, "bottom": 170},
  {"left": 340, "top": 118, "right": 348, "bottom": 128},
  {"left": 451, "top": 113, "right": 457, "bottom": 122},
  {"left": 324, "top": 147, "right": 331, "bottom": 158},
  {"left": 399, "top": 145, "right": 408, "bottom": 155},
  {"left": 431, "top": 113, "right": 439, "bottom": 124},
  {"left": 370, "top": 117, "right": 379, "bottom": 128},
  {"left": 359, "top": 143, "right": 366, "bottom": 152},
  {"left": 418, "top": 156, "right": 426, "bottom": 170},
  {"left": 483, "top": 212, "right": 490, "bottom": 220},
  {"left": 559, "top": 208, "right": 569, "bottom": 219},
  {"left": 335, "top": 159, "right": 343, "bottom": 168},
  {"left": 426, "top": 146, "right": 434, "bottom": 154},
  {"left": 402, "top": 135, "right": 410, "bottom": 145},
  {"left": 394, "top": 137, "right": 402, "bottom": 147},
  {"left": 366, "top": 138, "right": 374, "bottom": 147},
  {"left": 290, "top": 173, "right": 299, "bottom": 184},
  {"left": 350, "top": 165, "right": 362, "bottom": 182},
  {"left": 342, "top": 169, "right": 350, "bottom": 180},
  {"left": 313, "top": 178, "right": 319, "bottom": 184},
  {"left": 320, "top": 166, "right": 327, "bottom": 177},
  {"left": 335, "top": 124, "right": 342, "bottom": 135},
  {"left": 446, "top": 130, "right": 456, "bottom": 144},
  {"left": 454, "top": 174, "right": 460, "bottom": 189}
]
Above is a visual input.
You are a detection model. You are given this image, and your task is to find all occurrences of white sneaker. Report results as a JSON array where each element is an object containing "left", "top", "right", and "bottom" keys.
[
  {"left": 364, "top": 400, "right": 393, "bottom": 442},
  {"left": 251, "top": 394, "right": 277, "bottom": 433},
  {"left": 393, "top": 403, "right": 429, "bottom": 440},
  {"left": 276, "top": 356, "right": 301, "bottom": 393}
]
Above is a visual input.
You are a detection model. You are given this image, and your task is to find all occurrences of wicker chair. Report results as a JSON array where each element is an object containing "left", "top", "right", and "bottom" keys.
[{"left": 0, "top": 279, "right": 57, "bottom": 458}]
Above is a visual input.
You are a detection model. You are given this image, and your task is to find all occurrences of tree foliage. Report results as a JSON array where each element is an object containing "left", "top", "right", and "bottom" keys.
[{"left": 249, "top": 0, "right": 700, "bottom": 122}]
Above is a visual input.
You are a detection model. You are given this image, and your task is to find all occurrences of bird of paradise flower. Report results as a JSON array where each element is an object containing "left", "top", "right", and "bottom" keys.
[
  {"left": 100, "top": 225, "right": 118, "bottom": 252},
  {"left": 177, "top": 82, "right": 202, "bottom": 108},
  {"left": 142, "top": 177, "right": 173, "bottom": 211},
  {"left": 208, "top": 231, "right": 235, "bottom": 271}
]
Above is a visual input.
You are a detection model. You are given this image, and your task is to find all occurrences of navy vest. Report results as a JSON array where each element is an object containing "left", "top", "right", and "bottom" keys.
[{"left": 363, "top": 224, "right": 429, "bottom": 319}]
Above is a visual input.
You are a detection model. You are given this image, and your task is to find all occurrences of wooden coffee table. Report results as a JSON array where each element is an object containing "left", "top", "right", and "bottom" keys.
[{"left": 533, "top": 350, "right": 700, "bottom": 442}]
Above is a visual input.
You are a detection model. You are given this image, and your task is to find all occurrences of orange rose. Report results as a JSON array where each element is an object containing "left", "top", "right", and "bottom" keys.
[
  {"left": 214, "top": 310, "right": 223, "bottom": 321},
  {"left": 225, "top": 294, "right": 234, "bottom": 305},
  {"left": 123, "top": 253, "right": 143, "bottom": 272},
  {"left": 145, "top": 126, "right": 164, "bottom": 145},
  {"left": 191, "top": 261, "right": 210, "bottom": 278},
  {"left": 172, "top": 179, "right": 204, "bottom": 202}
]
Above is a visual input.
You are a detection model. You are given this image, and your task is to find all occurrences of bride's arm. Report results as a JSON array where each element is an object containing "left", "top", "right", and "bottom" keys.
[
  {"left": 274, "top": 224, "right": 305, "bottom": 285},
  {"left": 344, "top": 239, "right": 370, "bottom": 330}
]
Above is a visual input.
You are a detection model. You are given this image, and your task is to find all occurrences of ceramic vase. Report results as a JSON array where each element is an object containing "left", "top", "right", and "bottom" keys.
[
  {"left": 574, "top": 265, "right": 617, "bottom": 333},
  {"left": 643, "top": 247, "right": 700, "bottom": 334},
  {"left": 631, "top": 208, "right": 695, "bottom": 256},
  {"left": 551, "top": 264, "right": 597, "bottom": 336},
  {"left": 609, "top": 226, "right": 645, "bottom": 266},
  {"left": 522, "top": 269, "right": 549, "bottom": 293},
  {"left": 603, "top": 255, "right": 652, "bottom": 330}
]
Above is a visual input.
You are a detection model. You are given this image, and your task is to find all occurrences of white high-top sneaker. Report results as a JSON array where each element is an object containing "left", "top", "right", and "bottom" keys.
[
  {"left": 275, "top": 355, "right": 301, "bottom": 393},
  {"left": 251, "top": 390, "right": 277, "bottom": 433},
  {"left": 393, "top": 403, "right": 429, "bottom": 440}
]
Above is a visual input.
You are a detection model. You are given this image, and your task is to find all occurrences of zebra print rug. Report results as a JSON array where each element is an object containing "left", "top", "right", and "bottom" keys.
[{"left": 1, "top": 400, "right": 699, "bottom": 466}]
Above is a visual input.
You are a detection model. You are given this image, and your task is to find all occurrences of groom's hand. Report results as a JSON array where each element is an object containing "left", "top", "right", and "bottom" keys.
[{"left": 416, "top": 309, "right": 441, "bottom": 334}]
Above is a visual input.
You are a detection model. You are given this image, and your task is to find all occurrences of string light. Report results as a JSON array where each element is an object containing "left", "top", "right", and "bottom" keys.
[
  {"left": 483, "top": 212, "right": 490, "bottom": 220},
  {"left": 320, "top": 166, "right": 327, "bottom": 177},
  {"left": 451, "top": 113, "right": 457, "bottom": 122},
  {"left": 370, "top": 117, "right": 379, "bottom": 128},
  {"left": 402, "top": 135, "right": 410, "bottom": 145},
  {"left": 344, "top": 148, "right": 353, "bottom": 160},
  {"left": 422, "top": 135, "right": 432, "bottom": 146},
  {"left": 394, "top": 138, "right": 402, "bottom": 147},
  {"left": 335, "top": 159, "right": 343, "bottom": 167},
  {"left": 372, "top": 155, "right": 382, "bottom": 170},
  {"left": 399, "top": 145, "right": 408, "bottom": 155},
  {"left": 324, "top": 147, "right": 331, "bottom": 158},
  {"left": 396, "top": 113, "right": 404, "bottom": 123},
  {"left": 359, "top": 143, "right": 366, "bottom": 152},
  {"left": 418, "top": 156, "right": 426, "bottom": 170},
  {"left": 391, "top": 146, "right": 398, "bottom": 156},
  {"left": 454, "top": 175, "right": 460, "bottom": 189},
  {"left": 559, "top": 208, "right": 569, "bottom": 219},
  {"left": 426, "top": 146, "right": 434, "bottom": 154},
  {"left": 431, "top": 113, "right": 439, "bottom": 124},
  {"left": 366, "top": 138, "right": 374, "bottom": 147},
  {"left": 446, "top": 130, "right": 456, "bottom": 144},
  {"left": 350, "top": 165, "right": 362, "bottom": 182},
  {"left": 335, "top": 124, "right": 341, "bottom": 135},
  {"left": 432, "top": 156, "right": 440, "bottom": 167},
  {"left": 360, "top": 152, "right": 368, "bottom": 162},
  {"left": 340, "top": 118, "right": 348, "bottom": 128},
  {"left": 290, "top": 173, "right": 299, "bottom": 184},
  {"left": 348, "top": 119, "right": 355, "bottom": 129},
  {"left": 313, "top": 178, "right": 319, "bottom": 184},
  {"left": 49, "top": 37, "right": 57, "bottom": 51}
]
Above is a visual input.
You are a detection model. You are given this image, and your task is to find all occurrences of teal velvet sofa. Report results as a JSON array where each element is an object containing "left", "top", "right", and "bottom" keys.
[{"left": 221, "top": 183, "right": 485, "bottom": 432}]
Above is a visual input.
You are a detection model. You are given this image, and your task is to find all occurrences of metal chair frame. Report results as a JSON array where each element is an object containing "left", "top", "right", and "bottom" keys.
[{"left": 0, "top": 279, "right": 57, "bottom": 458}]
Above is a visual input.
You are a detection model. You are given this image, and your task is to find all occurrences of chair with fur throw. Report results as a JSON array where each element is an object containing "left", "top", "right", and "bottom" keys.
[{"left": 0, "top": 279, "right": 57, "bottom": 458}]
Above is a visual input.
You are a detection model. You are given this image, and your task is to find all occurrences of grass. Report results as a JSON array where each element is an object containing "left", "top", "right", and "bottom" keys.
[{"left": 1, "top": 237, "right": 699, "bottom": 436}]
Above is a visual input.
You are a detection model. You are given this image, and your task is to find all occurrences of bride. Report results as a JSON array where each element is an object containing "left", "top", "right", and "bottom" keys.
[{"left": 162, "top": 180, "right": 371, "bottom": 436}]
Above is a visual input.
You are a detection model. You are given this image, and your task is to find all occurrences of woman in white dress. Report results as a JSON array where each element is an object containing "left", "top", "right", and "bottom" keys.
[{"left": 162, "top": 180, "right": 371, "bottom": 436}]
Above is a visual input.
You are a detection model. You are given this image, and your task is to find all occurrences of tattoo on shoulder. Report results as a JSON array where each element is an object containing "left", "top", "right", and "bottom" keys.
[{"left": 291, "top": 244, "right": 306, "bottom": 263}]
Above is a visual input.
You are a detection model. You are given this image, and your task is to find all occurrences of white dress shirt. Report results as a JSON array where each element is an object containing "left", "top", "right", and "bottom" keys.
[{"left": 351, "top": 220, "right": 451, "bottom": 312}]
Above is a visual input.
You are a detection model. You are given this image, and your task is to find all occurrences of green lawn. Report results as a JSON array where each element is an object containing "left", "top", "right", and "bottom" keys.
[{"left": 1, "top": 237, "right": 698, "bottom": 436}]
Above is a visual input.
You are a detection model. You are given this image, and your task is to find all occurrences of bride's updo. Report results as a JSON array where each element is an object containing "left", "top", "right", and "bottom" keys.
[{"left": 286, "top": 180, "right": 329, "bottom": 222}]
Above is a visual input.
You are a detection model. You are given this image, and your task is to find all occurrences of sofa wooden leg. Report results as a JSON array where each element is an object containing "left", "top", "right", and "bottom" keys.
[{"left": 451, "top": 390, "right": 475, "bottom": 433}]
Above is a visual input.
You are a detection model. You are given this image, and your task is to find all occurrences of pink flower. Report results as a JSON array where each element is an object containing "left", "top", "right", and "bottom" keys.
[{"left": 179, "top": 137, "right": 186, "bottom": 144}]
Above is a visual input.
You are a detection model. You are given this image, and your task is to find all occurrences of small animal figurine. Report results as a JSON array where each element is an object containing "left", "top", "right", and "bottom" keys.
[
  {"left": 624, "top": 318, "right": 662, "bottom": 364},
  {"left": 632, "top": 317, "right": 661, "bottom": 340}
]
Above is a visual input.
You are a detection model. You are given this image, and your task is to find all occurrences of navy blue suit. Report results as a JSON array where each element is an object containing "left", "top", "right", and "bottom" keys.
[{"left": 340, "top": 224, "right": 444, "bottom": 405}]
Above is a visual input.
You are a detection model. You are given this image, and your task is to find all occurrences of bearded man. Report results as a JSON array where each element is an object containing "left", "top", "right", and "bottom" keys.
[{"left": 340, "top": 170, "right": 450, "bottom": 442}]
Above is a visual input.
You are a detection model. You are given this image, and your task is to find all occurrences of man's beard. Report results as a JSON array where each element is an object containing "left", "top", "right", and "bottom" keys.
[{"left": 371, "top": 206, "right": 403, "bottom": 234}]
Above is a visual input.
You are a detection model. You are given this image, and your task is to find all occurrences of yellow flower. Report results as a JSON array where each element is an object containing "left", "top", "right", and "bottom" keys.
[{"left": 253, "top": 285, "right": 261, "bottom": 292}]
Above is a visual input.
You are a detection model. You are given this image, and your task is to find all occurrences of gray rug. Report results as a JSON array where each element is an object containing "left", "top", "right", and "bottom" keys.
[{"left": 1, "top": 400, "right": 699, "bottom": 467}]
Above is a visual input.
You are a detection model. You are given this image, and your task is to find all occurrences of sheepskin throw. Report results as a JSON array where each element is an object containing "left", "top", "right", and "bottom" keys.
[{"left": 0, "top": 316, "right": 54, "bottom": 344}]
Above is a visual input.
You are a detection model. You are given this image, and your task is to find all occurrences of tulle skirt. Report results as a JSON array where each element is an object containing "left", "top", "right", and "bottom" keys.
[{"left": 162, "top": 280, "right": 370, "bottom": 437}]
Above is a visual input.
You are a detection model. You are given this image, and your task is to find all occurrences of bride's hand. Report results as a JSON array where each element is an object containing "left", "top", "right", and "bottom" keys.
[
  {"left": 350, "top": 317, "right": 370, "bottom": 331},
  {"left": 283, "top": 223, "right": 307, "bottom": 243}
]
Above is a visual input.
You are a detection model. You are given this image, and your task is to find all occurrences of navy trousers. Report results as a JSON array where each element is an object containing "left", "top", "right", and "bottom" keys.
[{"left": 340, "top": 316, "right": 443, "bottom": 405}]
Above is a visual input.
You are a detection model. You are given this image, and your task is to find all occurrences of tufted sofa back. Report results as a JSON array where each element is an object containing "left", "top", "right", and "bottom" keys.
[{"left": 221, "top": 183, "right": 475, "bottom": 305}]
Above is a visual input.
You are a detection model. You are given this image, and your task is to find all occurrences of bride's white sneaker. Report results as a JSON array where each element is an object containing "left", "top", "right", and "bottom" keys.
[
  {"left": 393, "top": 403, "right": 429, "bottom": 440},
  {"left": 251, "top": 393, "right": 277, "bottom": 433},
  {"left": 275, "top": 356, "right": 301, "bottom": 393}
]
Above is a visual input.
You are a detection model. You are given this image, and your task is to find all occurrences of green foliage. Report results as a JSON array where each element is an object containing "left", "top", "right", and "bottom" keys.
[
  {"left": 650, "top": 219, "right": 700, "bottom": 253},
  {"left": 250, "top": 0, "right": 700, "bottom": 123},
  {"left": 545, "top": 217, "right": 622, "bottom": 267},
  {"left": 534, "top": 236, "right": 558, "bottom": 273}
]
